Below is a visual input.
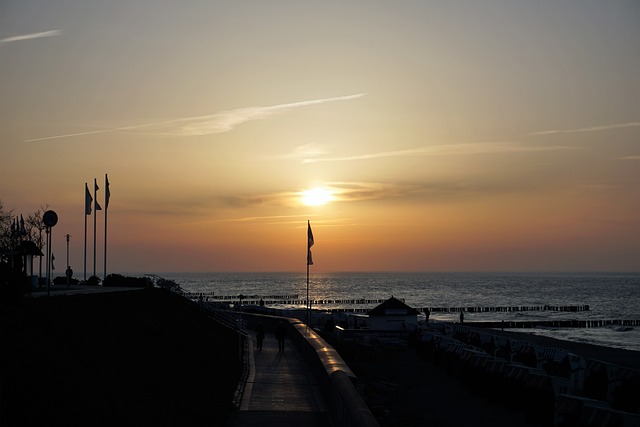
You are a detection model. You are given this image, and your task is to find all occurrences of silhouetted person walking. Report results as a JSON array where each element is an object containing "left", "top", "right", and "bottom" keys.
[
  {"left": 65, "top": 266, "right": 73, "bottom": 288},
  {"left": 275, "top": 321, "right": 286, "bottom": 352},
  {"left": 459, "top": 311, "right": 464, "bottom": 324},
  {"left": 256, "top": 322, "right": 265, "bottom": 351}
]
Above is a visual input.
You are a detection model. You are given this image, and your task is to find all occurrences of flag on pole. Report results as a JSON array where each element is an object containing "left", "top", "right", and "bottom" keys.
[
  {"left": 85, "top": 183, "right": 93, "bottom": 215},
  {"left": 307, "top": 221, "right": 314, "bottom": 265},
  {"left": 105, "top": 174, "right": 110, "bottom": 209},
  {"left": 94, "top": 179, "right": 102, "bottom": 211}
]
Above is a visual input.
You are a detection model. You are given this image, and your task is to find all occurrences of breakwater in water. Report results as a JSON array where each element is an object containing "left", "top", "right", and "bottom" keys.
[
  {"left": 426, "top": 304, "right": 591, "bottom": 313},
  {"left": 160, "top": 271, "right": 640, "bottom": 352},
  {"left": 197, "top": 292, "right": 592, "bottom": 314},
  {"left": 470, "top": 319, "right": 640, "bottom": 329}
]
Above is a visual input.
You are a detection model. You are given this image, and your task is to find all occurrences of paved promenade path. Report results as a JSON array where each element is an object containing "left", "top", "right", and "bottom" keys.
[
  {"left": 29, "top": 285, "right": 144, "bottom": 297},
  {"left": 228, "top": 334, "right": 331, "bottom": 427}
]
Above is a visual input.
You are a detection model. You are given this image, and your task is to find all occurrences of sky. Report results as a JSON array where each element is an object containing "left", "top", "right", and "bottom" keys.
[{"left": 1, "top": 0, "right": 638, "bottom": 274}]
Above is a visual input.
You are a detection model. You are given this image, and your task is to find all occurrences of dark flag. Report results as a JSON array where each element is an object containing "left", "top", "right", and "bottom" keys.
[
  {"left": 105, "top": 174, "right": 110, "bottom": 209},
  {"left": 94, "top": 179, "right": 102, "bottom": 211},
  {"left": 307, "top": 221, "right": 314, "bottom": 265},
  {"left": 85, "top": 183, "right": 93, "bottom": 215}
]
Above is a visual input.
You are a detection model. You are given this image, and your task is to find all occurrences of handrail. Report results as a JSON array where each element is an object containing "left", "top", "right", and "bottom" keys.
[{"left": 239, "top": 313, "right": 380, "bottom": 427}]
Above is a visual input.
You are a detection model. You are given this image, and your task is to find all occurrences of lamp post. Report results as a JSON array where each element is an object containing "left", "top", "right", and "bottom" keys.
[
  {"left": 45, "top": 227, "right": 51, "bottom": 295},
  {"left": 42, "top": 210, "right": 58, "bottom": 297},
  {"left": 38, "top": 228, "right": 43, "bottom": 287},
  {"left": 65, "top": 234, "right": 71, "bottom": 287}
]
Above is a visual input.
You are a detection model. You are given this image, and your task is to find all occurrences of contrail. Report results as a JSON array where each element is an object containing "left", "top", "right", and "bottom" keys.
[
  {"left": 302, "top": 142, "right": 577, "bottom": 163},
  {"left": 175, "top": 93, "right": 366, "bottom": 136},
  {"left": 1, "top": 30, "right": 62, "bottom": 43},
  {"left": 25, "top": 93, "right": 367, "bottom": 142},
  {"left": 25, "top": 120, "right": 185, "bottom": 142},
  {"left": 528, "top": 121, "right": 640, "bottom": 136},
  {"left": 260, "top": 93, "right": 365, "bottom": 111}
]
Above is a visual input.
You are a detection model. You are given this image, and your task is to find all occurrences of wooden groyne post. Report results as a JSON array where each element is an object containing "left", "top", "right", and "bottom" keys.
[{"left": 468, "top": 319, "right": 640, "bottom": 329}]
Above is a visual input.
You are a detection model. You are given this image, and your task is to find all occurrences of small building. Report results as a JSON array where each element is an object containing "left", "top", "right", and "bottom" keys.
[{"left": 368, "top": 296, "right": 418, "bottom": 331}]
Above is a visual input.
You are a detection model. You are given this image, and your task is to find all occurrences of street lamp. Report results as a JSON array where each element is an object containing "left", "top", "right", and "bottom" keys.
[
  {"left": 42, "top": 210, "right": 58, "bottom": 297},
  {"left": 65, "top": 234, "right": 71, "bottom": 287}
]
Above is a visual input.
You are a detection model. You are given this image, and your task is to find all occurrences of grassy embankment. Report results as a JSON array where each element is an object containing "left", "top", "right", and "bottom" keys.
[{"left": 0, "top": 288, "right": 242, "bottom": 426}]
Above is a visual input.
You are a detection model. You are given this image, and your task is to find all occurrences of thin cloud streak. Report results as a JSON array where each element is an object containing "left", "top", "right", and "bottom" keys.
[
  {"left": 190, "top": 214, "right": 306, "bottom": 224},
  {"left": 1, "top": 30, "right": 62, "bottom": 43},
  {"left": 269, "top": 143, "right": 329, "bottom": 160},
  {"left": 198, "top": 181, "right": 409, "bottom": 211},
  {"left": 327, "top": 181, "right": 413, "bottom": 202},
  {"left": 145, "top": 93, "right": 366, "bottom": 136},
  {"left": 24, "top": 93, "right": 367, "bottom": 142},
  {"left": 528, "top": 121, "right": 640, "bottom": 136},
  {"left": 175, "top": 93, "right": 365, "bottom": 135},
  {"left": 25, "top": 120, "right": 186, "bottom": 142},
  {"left": 302, "top": 142, "right": 576, "bottom": 164}
]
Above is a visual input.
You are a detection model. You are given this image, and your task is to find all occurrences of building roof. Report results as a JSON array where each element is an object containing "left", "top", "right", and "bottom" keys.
[{"left": 368, "top": 296, "right": 419, "bottom": 316}]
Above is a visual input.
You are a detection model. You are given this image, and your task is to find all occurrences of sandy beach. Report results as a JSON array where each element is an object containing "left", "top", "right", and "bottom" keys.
[
  {"left": 471, "top": 327, "right": 640, "bottom": 371},
  {"left": 332, "top": 325, "right": 640, "bottom": 427}
]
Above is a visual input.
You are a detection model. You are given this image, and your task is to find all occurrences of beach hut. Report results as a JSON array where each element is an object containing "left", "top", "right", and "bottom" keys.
[
  {"left": 368, "top": 296, "right": 418, "bottom": 330},
  {"left": 14, "top": 241, "right": 43, "bottom": 288}
]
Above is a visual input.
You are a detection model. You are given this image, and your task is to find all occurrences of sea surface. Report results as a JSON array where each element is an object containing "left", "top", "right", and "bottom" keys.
[{"left": 157, "top": 272, "right": 640, "bottom": 352}]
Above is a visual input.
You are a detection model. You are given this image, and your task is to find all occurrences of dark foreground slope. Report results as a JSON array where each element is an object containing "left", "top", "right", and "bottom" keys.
[{"left": 0, "top": 288, "right": 242, "bottom": 426}]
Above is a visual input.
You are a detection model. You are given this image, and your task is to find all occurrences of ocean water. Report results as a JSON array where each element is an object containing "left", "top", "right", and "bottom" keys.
[{"left": 158, "top": 272, "right": 640, "bottom": 352}]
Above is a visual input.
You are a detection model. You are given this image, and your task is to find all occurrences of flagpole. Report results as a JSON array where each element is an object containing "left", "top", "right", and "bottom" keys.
[
  {"left": 93, "top": 178, "right": 98, "bottom": 278},
  {"left": 307, "top": 251, "right": 311, "bottom": 327},
  {"left": 306, "top": 220, "right": 314, "bottom": 327},
  {"left": 103, "top": 206, "right": 107, "bottom": 279},
  {"left": 84, "top": 183, "right": 88, "bottom": 281},
  {"left": 46, "top": 226, "right": 50, "bottom": 297},
  {"left": 103, "top": 174, "right": 108, "bottom": 279}
]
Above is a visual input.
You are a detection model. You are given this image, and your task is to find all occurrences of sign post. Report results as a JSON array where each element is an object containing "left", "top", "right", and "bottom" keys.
[{"left": 43, "top": 210, "right": 58, "bottom": 297}]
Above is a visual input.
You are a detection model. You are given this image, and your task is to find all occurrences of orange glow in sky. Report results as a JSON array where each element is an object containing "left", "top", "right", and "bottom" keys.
[
  {"left": 300, "top": 188, "right": 334, "bottom": 206},
  {"left": 1, "top": 1, "right": 638, "bottom": 274}
]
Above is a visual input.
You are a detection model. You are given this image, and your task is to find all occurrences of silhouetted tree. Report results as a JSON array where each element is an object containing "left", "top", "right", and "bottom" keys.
[
  {"left": 0, "top": 201, "right": 48, "bottom": 265},
  {"left": 0, "top": 200, "right": 14, "bottom": 264},
  {"left": 25, "top": 206, "right": 48, "bottom": 253}
]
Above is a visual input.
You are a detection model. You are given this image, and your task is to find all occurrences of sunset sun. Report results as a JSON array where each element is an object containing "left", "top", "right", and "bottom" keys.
[{"left": 300, "top": 187, "right": 333, "bottom": 206}]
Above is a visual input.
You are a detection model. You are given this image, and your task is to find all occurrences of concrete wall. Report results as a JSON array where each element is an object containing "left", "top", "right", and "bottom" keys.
[{"left": 241, "top": 313, "right": 379, "bottom": 427}]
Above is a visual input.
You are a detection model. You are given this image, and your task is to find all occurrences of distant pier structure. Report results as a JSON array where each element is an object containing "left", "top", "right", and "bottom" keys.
[
  {"left": 192, "top": 293, "right": 592, "bottom": 314},
  {"left": 468, "top": 319, "right": 640, "bottom": 329},
  {"left": 423, "top": 304, "right": 591, "bottom": 313}
]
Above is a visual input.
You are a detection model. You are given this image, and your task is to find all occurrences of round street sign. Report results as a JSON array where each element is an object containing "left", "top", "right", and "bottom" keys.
[{"left": 43, "top": 210, "right": 58, "bottom": 227}]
